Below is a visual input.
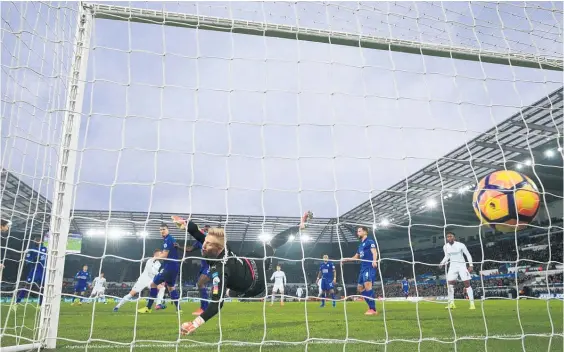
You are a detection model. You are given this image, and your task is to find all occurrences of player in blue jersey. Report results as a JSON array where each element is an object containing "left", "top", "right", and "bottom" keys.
[
  {"left": 343, "top": 226, "right": 379, "bottom": 315},
  {"left": 317, "top": 255, "right": 337, "bottom": 308},
  {"left": 72, "top": 265, "right": 92, "bottom": 305},
  {"left": 12, "top": 235, "right": 47, "bottom": 310},
  {"left": 402, "top": 277, "right": 409, "bottom": 299},
  {"left": 174, "top": 224, "right": 211, "bottom": 315},
  {"left": 139, "top": 223, "right": 181, "bottom": 313}
]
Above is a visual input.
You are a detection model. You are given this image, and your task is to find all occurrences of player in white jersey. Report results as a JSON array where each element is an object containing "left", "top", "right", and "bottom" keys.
[
  {"left": 89, "top": 273, "right": 107, "bottom": 303},
  {"left": 439, "top": 232, "right": 475, "bottom": 310},
  {"left": 270, "top": 265, "right": 287, "bottom": 306},
  {"left": 114, "top": 249, "right": 166, "bottom": 312},
  {"left": 316, "top": 277, "right": 323, "bottom": 297},
  {"left": 296, "top": 286, "right": 303, "bottom": 301}
]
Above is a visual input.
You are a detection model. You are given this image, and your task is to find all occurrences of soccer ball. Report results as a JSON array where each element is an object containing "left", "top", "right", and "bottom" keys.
[{"left": 472, "top": 170, "right": 540, "bottom": 232}]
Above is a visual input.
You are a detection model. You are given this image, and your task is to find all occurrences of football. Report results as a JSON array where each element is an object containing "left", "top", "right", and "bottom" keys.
[{"left": 472, "top": 170, "right": 540, "bottom": 232}]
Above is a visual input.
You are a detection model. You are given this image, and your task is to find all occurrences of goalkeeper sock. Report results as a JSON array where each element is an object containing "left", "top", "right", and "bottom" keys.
[
  {"left": 16, "top": 288, "right": 26, "bottom": 303},
  {"left": 146, "top": 288, "right": 158, "bottom": 309},
  {"left": 170, "top": 289, "right": 180, "bottom": 310},
  {"left": 116, "top": 294, "right": 131, "bottom": 308},
  {"left": 200, "top": 288, "right": 208, "bottom": 310},
  {"left": 466, "top": 286, "right": 474, "bottom": 302},
  {"left": 447, "top": 284, "right": 455, "bottom": 304},
  {"left": 156, "top": 287, "right": 165, "bottom": 305},
  {"left": 331, "top": 293, "right": 337, "bottom": 307},
  {"left": 362, "top": 290, "right": 375, "bottom": 310}
]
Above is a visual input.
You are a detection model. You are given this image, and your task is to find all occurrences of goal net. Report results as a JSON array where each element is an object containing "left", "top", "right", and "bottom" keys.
[{"left": 1, "top": 1, "right": 563, "bottom": 351}]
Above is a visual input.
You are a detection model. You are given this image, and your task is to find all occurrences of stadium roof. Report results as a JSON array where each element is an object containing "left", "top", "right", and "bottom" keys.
[
  {"left": 340, "top": 88, "right": 563, "bottom": 237},
  {"left": 1, "top": 88, "right": 562, "bottom": 243}
]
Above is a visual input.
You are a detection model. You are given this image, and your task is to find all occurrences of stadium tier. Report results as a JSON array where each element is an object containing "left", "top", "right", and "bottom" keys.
[{"left": 1, "top": 2, "right": 563, "bottom": 352}]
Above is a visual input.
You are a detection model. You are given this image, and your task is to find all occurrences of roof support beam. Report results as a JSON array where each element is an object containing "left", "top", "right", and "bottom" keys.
[
  {"left": 512, "top": 121, "right": 560, "bottom": 134},
  {"left": 408, "top": 183, "right": 443, "bottom": 191},
  {"left": 313, "top": 220, "right": 333, "bottom": 245},
  {"left": 474, "top": 141, "right": 531, "bottom": 155},
  {"left": 422, "top": 171, "right": 476, "bottom": 183},
  {"left": 446, "top": 158, "right": 500, "bottom": 170}
]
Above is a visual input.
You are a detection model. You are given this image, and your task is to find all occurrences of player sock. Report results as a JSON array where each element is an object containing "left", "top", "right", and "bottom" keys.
[
  {"left": 170, "top": 289, "right": 180, "bottom": 310},
  {"left": 447, "top": 284, "right": 455, "bottom": 304},
  {"left": 331, "top": 293, "right": 337, "bottom": 307},
  {"left": 362, "top": 290, "right": 375, "bottom": 310},
  {"left": 280, "top": 293, "right": 284, "bottom": 304},
  {"left": 156, "top": 287, "right": 165, "bottom": 306},
  {"left": 320, "top": 293, "right": 326, "bottom": 306},
  {"left": 16, "top": 288, "right": 26, "bottom": 303},
  {"left": 199, "top": 288, "right": 208, "bottom": 310},
  {"left": 146, "top": 288, "right": 158, "bottom": 309},
  {"left": 116, "top": 294, "right": 132, "bottom": 308},
  {"left": 466, "top": 286, "right": 474, "bottom": 302}
]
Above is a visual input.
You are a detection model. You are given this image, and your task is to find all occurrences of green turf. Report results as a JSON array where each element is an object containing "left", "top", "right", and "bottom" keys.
[{"left": 1, "top": 300, "right": 562, "bottom": 351}]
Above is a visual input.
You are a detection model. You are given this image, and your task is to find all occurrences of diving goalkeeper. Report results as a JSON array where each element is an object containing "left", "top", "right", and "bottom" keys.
[{"left": 172, "top": 211, "right": 312, "bottom": 335}]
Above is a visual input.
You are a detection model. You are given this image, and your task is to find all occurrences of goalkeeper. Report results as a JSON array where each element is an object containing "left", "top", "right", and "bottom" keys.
[{"left": 172, "top": 211, "right": 312, "bottom": 335}]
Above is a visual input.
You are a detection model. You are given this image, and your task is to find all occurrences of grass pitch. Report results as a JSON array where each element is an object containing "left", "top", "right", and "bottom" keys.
[{"left": 1, "top": 299, "right": 562, "bottom": 351}]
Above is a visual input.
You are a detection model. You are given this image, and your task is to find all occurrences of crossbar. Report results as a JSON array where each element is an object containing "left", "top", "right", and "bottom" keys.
[{"left": 86, "top": 3, "right": 563, "bottom": 71}]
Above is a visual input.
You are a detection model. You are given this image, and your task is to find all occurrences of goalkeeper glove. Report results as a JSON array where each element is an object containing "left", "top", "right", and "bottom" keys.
[{"left": 180, "top": 316, "right": 205, "bottom": 335}]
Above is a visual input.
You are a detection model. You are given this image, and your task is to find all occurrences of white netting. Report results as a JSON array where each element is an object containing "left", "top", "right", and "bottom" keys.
[{"left": 1, "top": 1, "right": 563, "bottom": 352}]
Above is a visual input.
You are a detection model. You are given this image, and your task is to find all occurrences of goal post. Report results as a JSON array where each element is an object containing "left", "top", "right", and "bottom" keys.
[
  {"left": 39, "top": 3, "right": 93, "bottom": 350},
  {"left": 1, "top": 1, "right": 562, "bottom": 351}
]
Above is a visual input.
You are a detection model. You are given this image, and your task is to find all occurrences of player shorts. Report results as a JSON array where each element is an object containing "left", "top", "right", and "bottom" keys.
[
  {"left": 153, "top": 268, "right": 178, "bottom": 287},
  {"left": 26, "top": 269, "right": 44, "bottom": 286},
  {"left": 403, "top": 287, "right": 409, "bottom": 294},
  {"left": 357, "top": 267, "right": 377, "bottom": 285},
  {"left": 75, "top": 284, "right": 88, "bottom": 293},
  {"left": 447, "top": 265, "right": 472, "bottom": 282},
  {"left": 272, "top": 284, "right": 284, "bottom": 293},
  {"left": 132, "top": 275, "right": 153, "bottom": 292},
  {"left": 92, "top": 287, "right": 105, "bottom": 296},
  {"left": 199, "top": 265, "right": 211, "bottom": 279},
  {"left": 321, "top": 278, "right": 334, "bottom": 291}
]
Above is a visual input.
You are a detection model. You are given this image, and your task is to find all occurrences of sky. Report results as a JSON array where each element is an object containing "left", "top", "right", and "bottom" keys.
[{"left": 1, "top": 1, "right": 563, "bottom": 221}]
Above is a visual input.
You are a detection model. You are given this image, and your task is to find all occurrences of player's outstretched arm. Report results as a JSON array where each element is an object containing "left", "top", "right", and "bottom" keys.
[
  {"left": 181, "top": 266, "right": 228, "bottom": 335},
  {"left": 172, "top": 216, "right": 207, "bottom": 244},
  {"left": 269, "top": 211, "right": 313, "bottom": 249}
]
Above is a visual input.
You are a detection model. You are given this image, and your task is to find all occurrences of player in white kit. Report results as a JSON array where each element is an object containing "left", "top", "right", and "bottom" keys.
[
  {"left": 439, "top": 232, "right": 475, "bottom": 310},
  {"left": 316, "top": 277, "right": 323, "bottom": 297},
  {"left": 270, "top": 265, "right": 287, "bottom": 306},
  {"left": 113, "top": 249, "right": 166, "bottom": 312},
  {"left": 296, "top": 286, "right": 303, "bottom": 301},
  {"left": 89, "top": 273, "right": 107, "bottom": 303}
]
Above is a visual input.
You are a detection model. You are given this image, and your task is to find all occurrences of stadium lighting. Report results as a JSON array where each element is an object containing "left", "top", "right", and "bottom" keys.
[
  {"left": 426, "top": 199, "right": 437, "bottom": 208},
  {"left": 372, "top": 223, "right": 377, "bottom": 230},
  {"left": 86, "top": 229, "right": 103, "bottom": 237},
  {"left": 524, "top": 159, "right": 532, "bottom": 166},
  {"left": 380, "top": 219, "right": 390, "bottom": 227},
  {"left": 108, "top": 229, "right": 122, "bottom": 238},
  {"left": 137, "top": 231, "right": 148, "bottom": 238},
  {"left": 516, "top": 163, "right": 523, "bottom": 170},
  {"left": 544, "top": 149, "right": 555, "bottom": 157},
  {"left": 258, "top": 232, "right": 272, "bottom": 242},
  {"left": 288, "top": 235, "right": 295, "bottom": 242},
  {"left": 457, "top": 185, "right": 470, "bottom": 194},
  {"left": 558, "top": 147, "right": 563, "bottom": 152},
  {"left": 300, "top": 234, "right": 311, "bottom": 242}
]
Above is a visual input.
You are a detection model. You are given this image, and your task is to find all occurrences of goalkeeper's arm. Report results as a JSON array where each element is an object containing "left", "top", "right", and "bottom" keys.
[{"left": 181, "top": 264, "right": 228, "bottom": 335}]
